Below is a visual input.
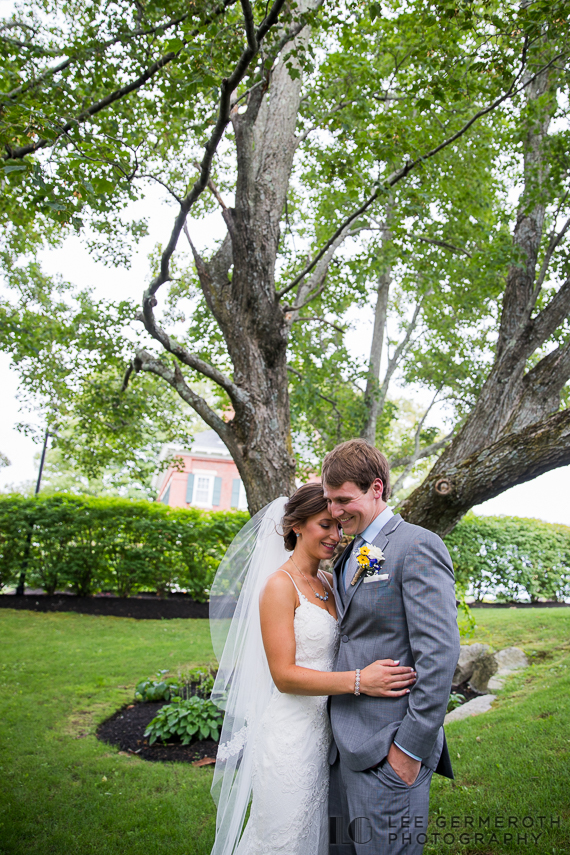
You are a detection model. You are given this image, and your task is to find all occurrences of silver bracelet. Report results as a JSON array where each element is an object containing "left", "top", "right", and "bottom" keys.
[{"left": 354, "top": 668, "right": 361, "bottom": 696}]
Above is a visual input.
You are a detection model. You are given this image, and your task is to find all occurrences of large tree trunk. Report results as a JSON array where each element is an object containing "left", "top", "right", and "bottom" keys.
[
  {"left": 175, "top": 8, "right": 315, "bottom": 513},
  {"left": 400, "top": 57, "right": 570, "bottom": 536}
]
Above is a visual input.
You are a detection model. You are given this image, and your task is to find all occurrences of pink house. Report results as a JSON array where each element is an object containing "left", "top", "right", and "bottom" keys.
[{"left": 154, "top": 430, "right": 248, "bottom": 511}]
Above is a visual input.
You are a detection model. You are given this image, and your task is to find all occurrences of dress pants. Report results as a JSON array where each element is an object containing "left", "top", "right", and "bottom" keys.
[{"left": 329, "top": 756, "right": 433, "bottom": 855}]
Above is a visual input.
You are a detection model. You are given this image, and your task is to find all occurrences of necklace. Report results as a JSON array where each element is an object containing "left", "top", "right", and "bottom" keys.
[{"left": 290, "top": 556, "right": 329, "bottom": 602}]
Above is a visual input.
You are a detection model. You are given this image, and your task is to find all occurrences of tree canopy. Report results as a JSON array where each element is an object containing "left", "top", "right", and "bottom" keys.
[{"left": 2, "top": 0, "right": 570, "bottom": 527}]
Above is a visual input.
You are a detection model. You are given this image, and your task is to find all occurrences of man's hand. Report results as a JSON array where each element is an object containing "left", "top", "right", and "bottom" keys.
[{"left": 387, "top": 742, "right": 421, "bottom": 786}]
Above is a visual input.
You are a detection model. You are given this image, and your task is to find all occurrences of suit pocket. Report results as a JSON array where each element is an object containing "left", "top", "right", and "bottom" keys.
[{"left": 362, "top": 575, "right": 391, "bottom": 589}]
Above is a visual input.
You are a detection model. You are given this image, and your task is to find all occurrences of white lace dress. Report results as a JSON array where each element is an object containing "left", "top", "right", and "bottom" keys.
[{"left": 235, "top": 573, "right": 340, "bottom": 855}]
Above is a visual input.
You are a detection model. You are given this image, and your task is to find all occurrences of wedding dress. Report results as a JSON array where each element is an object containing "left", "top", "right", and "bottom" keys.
[
  {"left": 210, "top": 498, "right": 340, "bottom": 855},
  {"left": 235, "top": 572, "right": 339, "bottom": 855}
]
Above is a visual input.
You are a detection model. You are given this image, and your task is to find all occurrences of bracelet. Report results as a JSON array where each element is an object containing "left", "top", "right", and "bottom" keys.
[{"left": 354, "top": 669, "right": 361, "bottom": 696}]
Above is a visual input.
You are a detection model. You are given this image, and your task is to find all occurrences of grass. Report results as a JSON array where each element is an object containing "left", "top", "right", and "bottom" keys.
[
  {"left": 0, "top": 610, "right": 216, "bottom": 855},
  {"left": 0, "top": 607, "right": 569, "bottom": 854},
  {"left": 426, "top": 608, "right": 570, "bottom": 854}
]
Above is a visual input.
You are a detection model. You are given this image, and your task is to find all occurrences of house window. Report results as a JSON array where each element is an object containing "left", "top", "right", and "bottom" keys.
[
  {"left": 188, "top": 471, "right": 222, "bottom": 508},
  {"left": 195, "top": 475, "right": 212, "bottom": 505}
]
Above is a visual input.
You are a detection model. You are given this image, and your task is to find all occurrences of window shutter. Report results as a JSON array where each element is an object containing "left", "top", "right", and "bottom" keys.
[
  {"left": 185, "top": 473, "right": 195, "bottom": 504},
  {"left": 161, "top": 484, "right": 171, "bottom": 505},
  {"left": 213, "top": 476, "right": 223, "bottom": 507},
  {"left": 231, "top": 479, "right": 241, "bottom": 508}
]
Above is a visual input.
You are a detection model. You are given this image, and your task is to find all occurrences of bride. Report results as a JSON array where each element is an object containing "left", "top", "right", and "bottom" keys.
[{"left": 209, "top": 484, "right": 416, "bottom": 855}]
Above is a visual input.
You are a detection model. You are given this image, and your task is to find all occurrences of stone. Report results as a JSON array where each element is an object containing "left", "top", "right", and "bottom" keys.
[
  {"left": 452, "top": 643, "right": 490, "bottom": 686},
  {"left": 444, "top": 694, "right": 496, "bottom": 724},
  {"left": 495, "top": 646, "right": 528, "bottom": 675},
  {"left": 487, "top": 676, "right": 505, "bottom": 691},
  {"left": 469, "top": 651, "right": 498, "bottom": 693}
]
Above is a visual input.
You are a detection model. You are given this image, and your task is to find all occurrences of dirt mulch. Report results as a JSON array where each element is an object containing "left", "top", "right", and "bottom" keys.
[
  {"left": 0, "top": 592, "right": 210, "bottom": 619},
  {"left": 97, "top": 701, "right": 218, "bottom": 765}
]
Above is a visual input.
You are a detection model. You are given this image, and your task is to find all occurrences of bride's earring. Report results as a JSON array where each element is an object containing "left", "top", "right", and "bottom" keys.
[{"left": 294, "top": 531, "right": 300, "bottom": 538}]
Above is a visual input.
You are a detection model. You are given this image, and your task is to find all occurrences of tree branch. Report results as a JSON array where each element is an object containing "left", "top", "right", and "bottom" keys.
[
  {"left": 532, "top": 210, "right": 570, "bottom": 298},
  {"left": 412, "top": 234, "right": 472, "bottom": 258},
  {"left": 389, "top": 432, "right": 453, "bottom": 470},
  {"left": 287, "top": 365, "right": 342, "bottom": 442},
  {"left": 2, "top": 0, "right": 239, "bottom": 153},
  {"left": 193, "top": 160, "right": 228, "bottom": 210},
  {"left": 398, "top": 407, "right": 570, "bottom": 536},
  {"left": 135, "top": 349, "right": 238, "bottom": 451},
  {"left": 140, "top": 0, "right": 287, "bottom": 347},
  {"left": 134, "top": 310, "right": 244, "bottom": 402},
  {"left": 277, "top": 41, "right": 570, "bottom": 301},
  {"left": 529, "top": 277, "right": 570, "bottom": 352},
  {"left": 288, "top": 315, "right": 344, "bottom": 333},
  {"left": 390, "top": 390, "right": 442, "bottom": 495}
]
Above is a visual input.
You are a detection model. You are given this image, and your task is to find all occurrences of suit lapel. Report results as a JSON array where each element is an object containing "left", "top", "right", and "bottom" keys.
[{"left": 341, "top": 514, "right": 404, "bottom": 616}]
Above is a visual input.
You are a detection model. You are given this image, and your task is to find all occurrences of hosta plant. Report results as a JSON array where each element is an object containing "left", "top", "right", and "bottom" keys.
[
  {"left": 144, "top": 696, "right": 224, "bottom": 745},
  {"left": 135, "top": 670, "right": 181, "bottom": 703}
]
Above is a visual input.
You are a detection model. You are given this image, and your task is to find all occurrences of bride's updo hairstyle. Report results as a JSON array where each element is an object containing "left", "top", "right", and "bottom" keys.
[{"left": 281, "top": 483, "right": 328, "bottom": 551}]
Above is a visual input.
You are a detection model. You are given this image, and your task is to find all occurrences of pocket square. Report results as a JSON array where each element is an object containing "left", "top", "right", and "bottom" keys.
[{"left": 363, "top": 573, "right": 389, "bottom": 584}]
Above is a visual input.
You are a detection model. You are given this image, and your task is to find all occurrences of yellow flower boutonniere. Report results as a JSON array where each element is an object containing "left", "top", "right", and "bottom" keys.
[{"left": 350, "top": 543, "right": 386, "bottom": 586}]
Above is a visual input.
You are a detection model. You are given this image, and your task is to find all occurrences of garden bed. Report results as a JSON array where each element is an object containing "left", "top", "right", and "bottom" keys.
[
  {"left": 97, "top": 701, "right": 218, "bottom": 764},
  {"left": 0, "top": 592, "right": 210, "bottom": 619}
]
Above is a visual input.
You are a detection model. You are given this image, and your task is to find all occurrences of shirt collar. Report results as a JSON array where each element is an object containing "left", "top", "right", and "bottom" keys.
[{"left": 361, "top": 506, "right": 394, "bottom": 544}]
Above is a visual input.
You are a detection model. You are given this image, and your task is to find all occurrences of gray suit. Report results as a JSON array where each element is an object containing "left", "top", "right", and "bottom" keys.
[{"left": 328, "top": 514, "right": 460, "bottom": 854}]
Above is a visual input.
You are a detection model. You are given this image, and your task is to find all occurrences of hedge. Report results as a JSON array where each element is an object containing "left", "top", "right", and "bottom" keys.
[
  {"left": 0, "top": 494, "right": 248, "bottom": 600},
  {"left": 2, "top": 496, "right": 568, "bottom": 604},
  {"left": 445, "top": 513, "right": 570, "bottom": 602}
]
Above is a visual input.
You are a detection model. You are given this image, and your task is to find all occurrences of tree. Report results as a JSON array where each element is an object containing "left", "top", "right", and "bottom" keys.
[
  {"left": 2, "top": 0, "right": 570, "bottom": 526},
  {"left": 400, "top": 35, "right": 570, "bottom": 534}
]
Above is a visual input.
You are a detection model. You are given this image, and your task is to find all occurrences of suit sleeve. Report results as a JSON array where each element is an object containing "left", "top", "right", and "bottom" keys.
[{"left": 393, "top": 530, "right": 460, "bottom": 761}]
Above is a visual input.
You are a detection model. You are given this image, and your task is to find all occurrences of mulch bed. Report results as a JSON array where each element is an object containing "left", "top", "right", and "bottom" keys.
[
  {"left": 3, "top": 592, "right": 568, "bottom": 621},
  {"left": 97, "top": 701, "right": 218, "bottom": 764},
  {"left": 0, "top": 592, "right": 210, "bottom": 619}
]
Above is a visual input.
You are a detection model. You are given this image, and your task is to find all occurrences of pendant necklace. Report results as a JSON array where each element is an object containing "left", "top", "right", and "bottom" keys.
[{"left": 290, "top": 556, "right": 329, "bottom": 602}]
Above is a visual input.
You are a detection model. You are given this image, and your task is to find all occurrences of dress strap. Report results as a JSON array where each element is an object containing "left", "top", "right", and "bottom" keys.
[{"left": 279, "top": 569, "right": 307, "bottom": 601}]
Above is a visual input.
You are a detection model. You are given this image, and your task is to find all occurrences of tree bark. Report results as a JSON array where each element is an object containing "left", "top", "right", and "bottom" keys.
[
  {"left": 400, "top": 52, "right": 570, "bottom": 535},
  {"left": 141, "top": 3, "right": 318, "bottom": 513},
  {"left": 361, "top": 266, "right": 390, "bottom": 443},
  {"left": 399, "top": 409, "right": 570, "bottom": 537}
]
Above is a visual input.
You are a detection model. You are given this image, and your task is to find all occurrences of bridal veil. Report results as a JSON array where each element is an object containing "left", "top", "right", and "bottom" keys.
[{"left": 209, "top": 496, "right": 289, "bottom": 855}]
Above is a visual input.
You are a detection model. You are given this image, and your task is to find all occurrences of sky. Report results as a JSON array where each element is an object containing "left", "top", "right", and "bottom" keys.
[{"left": 2, "top": 183, "right": 569, "bottom": 526}]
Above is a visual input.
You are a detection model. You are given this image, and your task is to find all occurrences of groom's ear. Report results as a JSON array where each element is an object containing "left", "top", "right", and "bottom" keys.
[{"left": 371, "top": 478, "right": 384, "bottom": 498}]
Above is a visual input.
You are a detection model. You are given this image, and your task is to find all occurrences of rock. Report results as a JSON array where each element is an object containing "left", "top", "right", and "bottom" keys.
[
  {"left": 495, "top": 646, "right": 528, "bottom": 675},
  {"left": 469, "top": 651, "right": 498, "bottom": 693},
  {"left": 452, "top": 643, "right": 490, "bottom": 685},
  {"left": 445, "top": 694, "right": 496, "bottom": 724},
  {"left": 487, "top": 676, "right": 505, "bottom": 691}
]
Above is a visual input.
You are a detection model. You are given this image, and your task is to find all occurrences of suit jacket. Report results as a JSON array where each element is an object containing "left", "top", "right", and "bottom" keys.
[{"left": 328, "top": 514, "right": 460, "bottom": 779}]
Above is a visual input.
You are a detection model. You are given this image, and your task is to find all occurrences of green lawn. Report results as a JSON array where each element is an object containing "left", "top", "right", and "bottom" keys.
[{"left": 0, "top": 607, "right": 568, "bottom": 854}]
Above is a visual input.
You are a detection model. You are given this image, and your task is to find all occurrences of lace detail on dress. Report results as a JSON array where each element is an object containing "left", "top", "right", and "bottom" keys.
[
  {"left": 217, "top": 725, "right": 249, "bottom": 762},
  {"left": 235, "top": 599, "right": 340, "bottom": 855}
]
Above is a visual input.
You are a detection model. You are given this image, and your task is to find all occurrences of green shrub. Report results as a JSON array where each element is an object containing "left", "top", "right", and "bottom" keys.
[
  {"left": 447, "top": 692, "right": 465, "bottom": 712},
  {"left": 183, "top": 667, "right": 216, "bottom": 699},
  {"left": 144, "top": 696, "right": 224, "bottom": 745},
  {"left": 0, "top": 494, "right": 248, "bottom": 600},
  {"left": 135, "top": 671, "right": 182, "bottom": 703},
  {"left": 445, "top": 513, "right": 570, "bottom": 603}
]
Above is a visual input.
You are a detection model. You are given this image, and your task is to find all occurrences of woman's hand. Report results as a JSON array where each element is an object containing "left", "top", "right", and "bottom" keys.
[{"left": 359, "top": 659, "right": 416, "bottom": 697}]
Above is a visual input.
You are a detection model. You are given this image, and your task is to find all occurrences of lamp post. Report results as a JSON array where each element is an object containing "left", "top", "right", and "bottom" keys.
[{"left": 15, "top": 427, "right": 50, "bottom": 596}]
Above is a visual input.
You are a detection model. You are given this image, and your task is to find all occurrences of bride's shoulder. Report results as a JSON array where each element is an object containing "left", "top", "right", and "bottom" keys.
[{"left": 261, "top": 565, "right": 295, "bottom": 593}]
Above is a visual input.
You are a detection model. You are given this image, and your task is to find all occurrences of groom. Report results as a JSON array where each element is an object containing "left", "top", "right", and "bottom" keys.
[{"left": 323, "top": 439, "right": 460, "bottom": 854}]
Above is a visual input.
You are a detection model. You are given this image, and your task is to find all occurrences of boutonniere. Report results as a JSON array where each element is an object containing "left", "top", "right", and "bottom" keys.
[{"left": 350, "top": 543, "right": 386, "bottom": 586}]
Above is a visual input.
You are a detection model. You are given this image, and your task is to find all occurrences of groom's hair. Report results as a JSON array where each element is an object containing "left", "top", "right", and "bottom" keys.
[{"left": 321, "top": 439, "right": 391, "bottom": 500}]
